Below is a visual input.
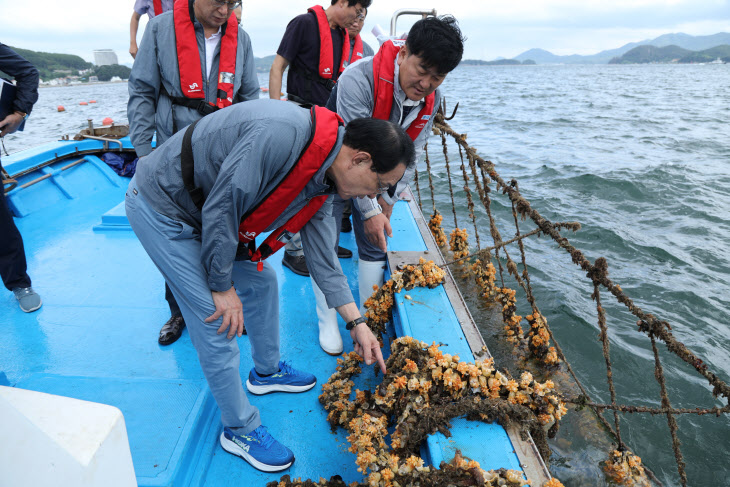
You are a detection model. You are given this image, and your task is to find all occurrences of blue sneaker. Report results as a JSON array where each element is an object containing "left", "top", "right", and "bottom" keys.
[
  {"left": 220, "top": 425, "right": 294, "bottom": 472},
  {"left": 246, "top": 360, "right": 316, "bottom": 395}
]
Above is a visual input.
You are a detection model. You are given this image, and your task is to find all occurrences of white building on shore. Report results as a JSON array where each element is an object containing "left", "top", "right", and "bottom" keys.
[{"left": 93, "top": 49, "right": 118, "bottom": 66}]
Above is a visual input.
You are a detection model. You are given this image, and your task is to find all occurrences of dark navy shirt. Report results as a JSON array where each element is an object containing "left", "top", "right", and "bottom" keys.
[
  {"left": 277, "top": 11, "right": 346, "bottom": 106},
  {"left": 0, "top": 43, "right": 39, "bottom": 116}
]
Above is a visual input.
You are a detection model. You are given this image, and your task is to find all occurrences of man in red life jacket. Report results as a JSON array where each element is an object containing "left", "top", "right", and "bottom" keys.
[
  {"left": 310, "top": 16, "right": 465, "bottom": 355},
  {"left": 130, "top": 0, "right": 174, "bottom": 59},
  {"left": 125, "top": 99, "right": 414, "bottom": 471},
  {"left": 269, "top": 0, "right": 371, "bottom": 277},
  {"left": 345, "top": 6, "right": 374, "bottom": 65},
  {"left": 128, "top": 0, "right": 259, "bottom": 346}
]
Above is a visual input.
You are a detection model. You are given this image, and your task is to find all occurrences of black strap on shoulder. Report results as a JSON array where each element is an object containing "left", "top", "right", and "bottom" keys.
[
  {"left": 180, "top": 119, "right": 205, "bottom": 210},
  {"left": 289, "top": 64, "right": 336, "bottom": 103}
]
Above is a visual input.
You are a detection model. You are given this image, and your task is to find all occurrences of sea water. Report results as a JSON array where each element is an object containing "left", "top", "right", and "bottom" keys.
[{"left": 4, "top": 64, "right": 729, "bottom": 486}]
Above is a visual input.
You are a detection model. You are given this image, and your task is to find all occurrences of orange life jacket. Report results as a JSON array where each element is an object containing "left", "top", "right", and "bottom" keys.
[
  {"left": 308, "top": 5, "right": 350, "bottom": 79},
  {"left": 180, "top": 106, "right": 344, "bottom": 271},
  {"left": 371, "top": 40, "right": 435, "bottom": 141},
  {"left": 174, "top": 0, "right": 238, "bottom": 110},
  {"left": 238, "top": 106, "right": 343, "bottom": 264},
  {"left": 349, "top": 34, "right": 364, "bottom": 65}
]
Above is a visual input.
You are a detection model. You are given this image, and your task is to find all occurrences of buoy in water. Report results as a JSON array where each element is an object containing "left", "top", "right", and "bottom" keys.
[
  {"left": 102, "top": 117, "right": 113, "bottom": 125},
  {"left": 89, "top": 100, "right": 97, "bottom": 104},
  {"left": 57, "top": 105, "right": 65, "bottom": 112},
  {"left": 80, "top": 101, "right": 88, "bottom": 106}
]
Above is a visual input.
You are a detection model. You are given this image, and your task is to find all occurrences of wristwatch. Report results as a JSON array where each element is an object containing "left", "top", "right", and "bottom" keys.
[
  {"left": 346, "top": 316, "right": 367, "bottom": 330},
  {"left": 361, "top": 204, "right": 382, "bottom": 220}
]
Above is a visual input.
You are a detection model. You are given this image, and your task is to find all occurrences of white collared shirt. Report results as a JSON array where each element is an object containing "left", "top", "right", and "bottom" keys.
[{"left": 204, "top": 27, "right": 222, "bottom": 79}]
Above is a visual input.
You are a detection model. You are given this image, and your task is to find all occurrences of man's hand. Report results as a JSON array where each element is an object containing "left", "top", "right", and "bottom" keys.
[
  {"left": 351, "top": 323, "right": 386, "bottom": 373},
  {"left": 206, "top": 286, "right": 244, "bottom": 339},
  {"left": 363, "top": 213, "right": 391, "bottom": 253},
  {"left": 130, "top": 43, "right": 139, "bottom": 59},
  {"left": 0, "top": 112, "right": 24, "bottom": 137}
]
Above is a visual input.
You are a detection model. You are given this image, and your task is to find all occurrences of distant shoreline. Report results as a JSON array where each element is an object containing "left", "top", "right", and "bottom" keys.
[{"left": 40, "top": 80, "right": 129, "bottom": 89}]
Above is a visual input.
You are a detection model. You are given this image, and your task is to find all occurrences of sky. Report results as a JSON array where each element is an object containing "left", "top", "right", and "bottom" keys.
[{"left": 1, "top": 0, "right": 729, "bottom": 65}]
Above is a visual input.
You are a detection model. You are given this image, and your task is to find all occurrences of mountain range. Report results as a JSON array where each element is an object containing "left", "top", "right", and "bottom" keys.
[{"left": 513, "top": 32, "right": 730, "bottom": 64}]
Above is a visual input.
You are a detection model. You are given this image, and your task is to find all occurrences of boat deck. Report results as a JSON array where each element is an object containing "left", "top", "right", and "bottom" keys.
[{"left": 1, "top": 138, "right": 547, "bottom": 486}]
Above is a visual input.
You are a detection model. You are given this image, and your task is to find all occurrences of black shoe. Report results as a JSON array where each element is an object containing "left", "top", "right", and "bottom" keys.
[
  {"left": 337, "top": 246, "right": 352, "bottom": 258},
  {"left": 340, "top": 216, "right": 352, "bottom": 233},
  {"left": 282, "top": 253, "right": 310, "bottom": 276},
  {"left": 159, "top": 315, "right": 186, "bottom": 345}
]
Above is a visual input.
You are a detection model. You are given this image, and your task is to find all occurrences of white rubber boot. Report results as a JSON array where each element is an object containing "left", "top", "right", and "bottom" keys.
[
  {"left": 311, "top": 277, "right": 343, "bottom": 355},
  {"left": 358, "top": 260, "right": 386, "bottom": 314}
]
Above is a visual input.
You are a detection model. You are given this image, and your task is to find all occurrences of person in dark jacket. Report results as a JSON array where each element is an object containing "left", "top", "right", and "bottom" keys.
[
  {"left": 269, "top": 0, "right": 371, "bottom": 278},
  {"left": 0, "top": 43, "right": 41, "bottom": 313}
]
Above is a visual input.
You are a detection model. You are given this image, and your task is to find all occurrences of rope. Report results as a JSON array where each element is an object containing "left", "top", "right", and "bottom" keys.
[
  {"left": 593, "top": 283, "right": 623, "bottom": 448},
  {"left": 423, "top": 144, "right": 436, "bottom": 215},
  {"left": 651, "top": 333, "right": 688, "bottom": 486},
  {"left": 414, "top": 164, "right": 423, "bottom": 209},
  {"left": 457, "top": 143, "right": 481, "bottom": 250},
  {"left": 439, "top": 132, "right": 459, "bottom": 228}
]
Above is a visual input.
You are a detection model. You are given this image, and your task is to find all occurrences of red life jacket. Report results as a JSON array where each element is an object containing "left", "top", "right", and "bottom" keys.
[
  {"left": 174, "top": 0, "right": 238, "bottom": 110},
  {"left": 371, "top": 40, "right": 435, "bottom": 141},
  {"left": 349, "top": 34, "right": 364, "bottom": 65},
  {"left": 238, "top": 106, "right": 344, "bottom": 266},
  {"left": 308, "top": 5, "right": 350, "bottom": 79},
  {"left": 153, "top": 0, "right": 163, "bottom": 16}
]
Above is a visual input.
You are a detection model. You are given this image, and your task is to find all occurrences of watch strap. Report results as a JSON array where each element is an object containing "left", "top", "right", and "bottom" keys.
[{"left": 346, "top": 316, "right": 367, "bottom": 330}]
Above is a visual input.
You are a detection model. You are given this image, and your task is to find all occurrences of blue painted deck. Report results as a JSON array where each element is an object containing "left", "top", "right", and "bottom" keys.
[{"left": 1, "top": 138, "right": 527, "bottom": 486}]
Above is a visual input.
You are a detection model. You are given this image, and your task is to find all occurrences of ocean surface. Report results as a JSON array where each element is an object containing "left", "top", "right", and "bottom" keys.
[{"left": 4, "top": 64, "right": 729, "bottom": 486}]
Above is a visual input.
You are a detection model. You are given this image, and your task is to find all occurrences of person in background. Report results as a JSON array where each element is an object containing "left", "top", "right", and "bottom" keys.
[
  {"left": 269, "top": 0, "right": 372, "bottom": 277},
  {"left": 346, "top": 6, "right": 374, "bottom": 65},
  {"left": 125, "top": 99, "right": 408, "bottom": 471},
  {"left": 129, "top": 0, "right": 174, "bottom": 59},
  {"left": 233, "top": 5, "right": 242, "bottom": 24},
  {"left": 311, "top": 16, "right": 465, "bottom": 354},
  {"left": 0, "top": 43, "right": 41, "bottom": 313},
  {"left": 127, "top": 0, "right": 259, "bottom": 346},
  {"left": 339, "top": 6, "right": 374, "bottom": 234}
]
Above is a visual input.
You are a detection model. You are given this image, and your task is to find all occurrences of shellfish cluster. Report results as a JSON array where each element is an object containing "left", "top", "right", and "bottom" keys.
[
  {"left": 363, "top": 258, "right": 446, "bottom": 340},
  {"left": 602, "top": 449, "right": 650, "bottom": 487},
  {"left": 525, "top": 313, "right": 560, "bottom": 366},
  {"left": 313, "top": 337, "right": 567, "bottom": 487},
  {"left": 471, "top": 258, "right": 497, "bottom": 300},
  {"left": 428, "top": 210, "right": 448, "bottom": 247},
  {"left": 449, "top": 228, "right": 470, "bottom": 260},
  {"left": 495, "top": 287, "right": 524, "bottom": 345}
]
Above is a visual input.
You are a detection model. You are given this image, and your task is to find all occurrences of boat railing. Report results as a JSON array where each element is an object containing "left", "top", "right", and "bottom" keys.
[
  {"left": 416, "top": 99, "right": 730, "bottom": 487},
  {"left": 390, "top": 9, "right": 437, "bottom": 36}
]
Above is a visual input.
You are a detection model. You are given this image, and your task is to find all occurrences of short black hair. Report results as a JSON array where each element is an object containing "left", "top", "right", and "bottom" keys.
[
  {"left": 406, "top": 15, "right": 465, "bottom": 75},
  {"left": 331, "top": 0, "right": 372, "bottom": 8},
  {"left": 343, "top": 118, "right": 415, "bottom": 173}
]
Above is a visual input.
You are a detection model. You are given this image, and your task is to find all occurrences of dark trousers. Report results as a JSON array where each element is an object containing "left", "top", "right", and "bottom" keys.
[
  {"left": 165, "top": 282, "right": 181, "bottom": 316},
  {"left": 0, "top": 183, "right": 31, "bottom": 291}
]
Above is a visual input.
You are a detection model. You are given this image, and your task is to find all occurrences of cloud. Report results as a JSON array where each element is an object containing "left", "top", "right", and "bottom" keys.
[{"left": 0, "top": 0, "right": 728, "bottom": 63}]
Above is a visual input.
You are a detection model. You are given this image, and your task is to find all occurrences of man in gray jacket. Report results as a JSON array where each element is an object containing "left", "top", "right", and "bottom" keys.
[
  {"left": 311, "top": 16, "right": 464, "bottom": 355},
  {"left": 125, "top": 99, "right": 412, "bottom": 471},
  {"left": 128, "top": 0, "right": 259, "bottom": 345}
]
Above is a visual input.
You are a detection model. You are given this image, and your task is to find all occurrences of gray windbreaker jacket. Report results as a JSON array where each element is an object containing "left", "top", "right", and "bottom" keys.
[
  {"left": 128, "top": 9, "right": 259, "bottom": 157},
  {"left": 332, "top": 55, "right": 441, "bottom": 216},
  {"left": 133, "top": 99, "right": 352, "bottom": 309}
]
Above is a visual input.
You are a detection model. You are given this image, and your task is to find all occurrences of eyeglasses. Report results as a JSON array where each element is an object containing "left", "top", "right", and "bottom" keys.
[
  {"left": 376, "top": 174, "right": 391, "bottom": 194},
  {"left": 355, "top": 7, "right": 366, "bottom": 20},
  {"left": 212, "top": 0, "right": 241, "bottom": 10}
]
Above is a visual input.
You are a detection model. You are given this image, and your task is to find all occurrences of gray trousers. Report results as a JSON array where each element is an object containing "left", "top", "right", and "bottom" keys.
[
  {"left": 284, "top": 195, "right": 347, "bottom": 256},
  {"left": 125, "top": 179, "right": 280, "bottom": 435}
]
